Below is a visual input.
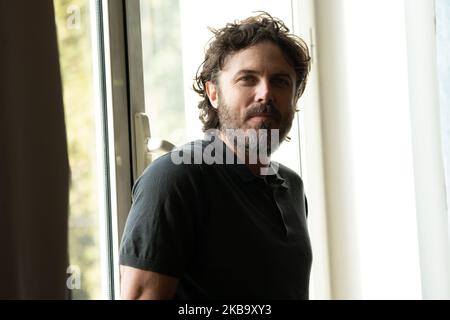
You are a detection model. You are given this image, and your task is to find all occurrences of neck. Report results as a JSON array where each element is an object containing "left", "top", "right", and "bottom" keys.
[{"left": 218, "top": 132, "right": 270, "bottom": 176}]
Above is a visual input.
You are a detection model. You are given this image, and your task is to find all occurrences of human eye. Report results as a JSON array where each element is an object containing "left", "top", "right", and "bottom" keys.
[
  {"left": 238, "top": 75, "right": 257, "bottom": 85},
  {"left": 272, "top": 76, "right": 291, "bottom": 88}
]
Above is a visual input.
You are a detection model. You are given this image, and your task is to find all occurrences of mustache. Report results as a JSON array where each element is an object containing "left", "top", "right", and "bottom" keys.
[{"left": 245, "top": 102, "right": 281, "bottom": 121}]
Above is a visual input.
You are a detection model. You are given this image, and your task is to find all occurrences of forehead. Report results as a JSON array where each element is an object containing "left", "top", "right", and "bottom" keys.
[{"left": 221, "top": 41, "right": 295, "bottom": 78}]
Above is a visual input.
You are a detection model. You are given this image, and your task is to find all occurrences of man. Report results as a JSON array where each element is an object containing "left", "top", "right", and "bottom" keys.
[{"left": 119, "top": 12, "right": 312, "bottom": 299}]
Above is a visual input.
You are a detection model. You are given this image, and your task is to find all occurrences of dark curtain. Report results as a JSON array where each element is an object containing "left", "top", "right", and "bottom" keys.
[{"left": 0, "top": 0, "right": 69, "bottom": 299}]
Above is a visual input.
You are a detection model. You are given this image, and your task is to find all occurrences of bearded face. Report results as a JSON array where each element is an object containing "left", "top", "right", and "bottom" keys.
[
  {"left": 205, "top": 41, "right": 298, "bottom": 161},
  {"left": 217, "top": 96, "right": 295, "bottom": 156}
]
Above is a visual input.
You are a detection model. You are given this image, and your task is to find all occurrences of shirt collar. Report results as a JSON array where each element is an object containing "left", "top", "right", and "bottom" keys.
[{"left": 205, "top": 135, "right": 289, "bottom": 189}]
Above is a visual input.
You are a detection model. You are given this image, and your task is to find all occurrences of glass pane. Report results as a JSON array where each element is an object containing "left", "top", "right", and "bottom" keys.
[
  {"left": 139, "top": 0, "right": 300, "bottom": 172},
  {"left": 54, "top": 0, "right": 110, "bottom": 299},
  {"left": 140, "top": 0, "right": 186, "bottom": 147}
]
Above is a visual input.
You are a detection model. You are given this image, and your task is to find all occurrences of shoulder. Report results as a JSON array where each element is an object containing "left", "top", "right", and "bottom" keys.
[
  {"left": 143, "top": 140, "right": 206, "bottom": 178},
  {"left": 141, "top": 151, "right": 200, "bottom": 183},
  {"left": 275, "top": 162, "right": 304, "bottom": 189},
  {"left": 133, "top": 141, "right": 205, "bottom": 199},
  {"left": 274, "top": 162, "right": 309, "bottom": 216}
]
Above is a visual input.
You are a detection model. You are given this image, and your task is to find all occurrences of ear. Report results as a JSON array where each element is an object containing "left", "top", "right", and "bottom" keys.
[{"left": 205, "top": 81, "right": 219, "bottom": 109}]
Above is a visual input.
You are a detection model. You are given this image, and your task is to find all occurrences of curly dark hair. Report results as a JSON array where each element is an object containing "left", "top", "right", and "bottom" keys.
[{"left": 193, "top": 12, "right": 311, "bottom": 132}]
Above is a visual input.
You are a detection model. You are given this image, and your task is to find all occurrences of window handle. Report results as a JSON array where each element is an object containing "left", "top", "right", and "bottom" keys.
[
  {"left": 134, "top": 113, "right": 175, "bottom": 177},
  {"left": 147, "top": 138, "right": 175, "bottom": 153}
]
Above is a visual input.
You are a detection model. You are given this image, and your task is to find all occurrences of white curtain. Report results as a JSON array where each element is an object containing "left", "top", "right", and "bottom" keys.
[{"left": 0, "top": 0, "right": 69, "bottom": 299}]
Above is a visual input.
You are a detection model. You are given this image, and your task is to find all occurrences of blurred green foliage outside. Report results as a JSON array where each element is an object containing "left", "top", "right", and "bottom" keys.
[{"left": 54, "top": 0, "right": 102, "bottom": 299}]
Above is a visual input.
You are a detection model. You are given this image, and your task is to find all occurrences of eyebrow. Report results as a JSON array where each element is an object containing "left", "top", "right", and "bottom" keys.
[
  {"left": 233, "top": 69, "right": 259, "bottom": 78},
  {"left": 233, "top": 69, "right": 293, "bottom": 80}
]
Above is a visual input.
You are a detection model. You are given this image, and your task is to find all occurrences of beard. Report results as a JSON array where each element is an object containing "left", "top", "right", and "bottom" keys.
[{"left": 217, "top": 95, "right": 295, "bottom": 158}]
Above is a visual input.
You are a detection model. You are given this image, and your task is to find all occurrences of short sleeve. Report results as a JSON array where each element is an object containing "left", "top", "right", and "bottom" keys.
[{"left": 119, "top": 154, "right": 201, "bottom": 278}]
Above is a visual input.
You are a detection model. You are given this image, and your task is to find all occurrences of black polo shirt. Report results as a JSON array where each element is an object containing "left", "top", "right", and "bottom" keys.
[{"left": 119, "top": 137, "right": 312, "bottom": 299}]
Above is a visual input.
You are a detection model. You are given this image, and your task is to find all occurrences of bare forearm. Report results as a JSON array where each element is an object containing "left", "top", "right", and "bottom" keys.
[{"left": 120, "top": 265, "right": 178, "bottom": 300}]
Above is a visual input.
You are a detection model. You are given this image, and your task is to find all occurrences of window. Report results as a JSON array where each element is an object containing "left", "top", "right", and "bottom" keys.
[
  {"left": 54, "top": 0, "right": 321, "bottom": 300},
  {"left": 54, "top": 0, "right": 114, "bottom": 299},
  {"left": 135, "top": 0, "right": 324, "bottom": 299}
]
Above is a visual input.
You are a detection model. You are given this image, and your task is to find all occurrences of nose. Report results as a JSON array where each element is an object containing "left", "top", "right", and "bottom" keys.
[{"left": 255, "top": 79, "right": 274, "bottom": 104}]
